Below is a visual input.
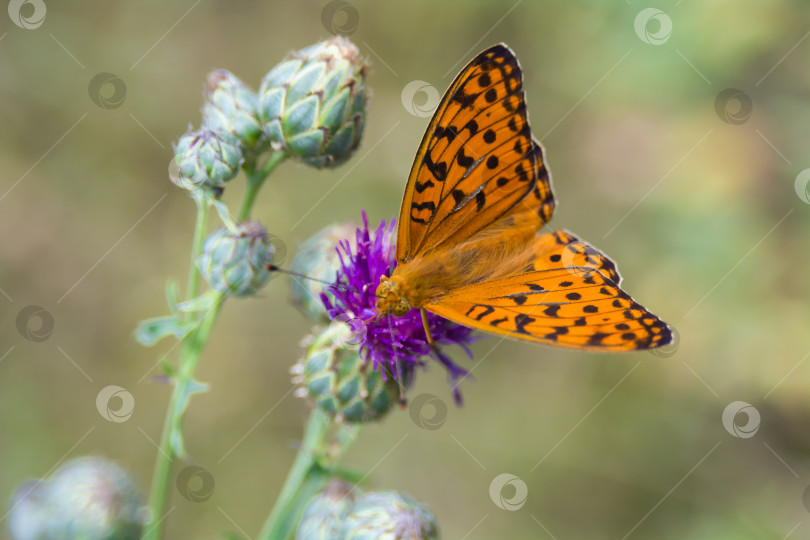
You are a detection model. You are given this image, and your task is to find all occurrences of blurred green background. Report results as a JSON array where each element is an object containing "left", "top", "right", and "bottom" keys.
[{"left": 2, "top": 1, "right": 810, "bottom": 538}]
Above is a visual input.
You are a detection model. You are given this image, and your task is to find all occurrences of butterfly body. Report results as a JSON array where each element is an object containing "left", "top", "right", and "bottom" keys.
[
  {"left": 378, "top": 43, "right": 672, "bottom": 351},
  {"left": 376, "top": 216, "right": 542, "bottom": 312}
]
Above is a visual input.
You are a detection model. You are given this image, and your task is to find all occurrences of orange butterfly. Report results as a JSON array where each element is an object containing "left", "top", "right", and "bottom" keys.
[{"left": 376, "top": 44, "right": 672, "bottom": 351}]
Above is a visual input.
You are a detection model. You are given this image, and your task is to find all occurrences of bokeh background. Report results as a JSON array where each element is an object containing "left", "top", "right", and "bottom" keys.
[{"left": 2, "top": 1, "right": 810, "bottom": 538}]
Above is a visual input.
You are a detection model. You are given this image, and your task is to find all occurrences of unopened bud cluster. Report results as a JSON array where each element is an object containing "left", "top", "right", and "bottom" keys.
[
  {"left": 259, "top": 37, "right": 367, "bottom": 168},
  {"left": 293, "top": 323, "right": 400, "bottom": 423},
  {"left": 297, "top": 480, "right": 439, "bottom": 540},
  {"left": 289, "top": 221, "right": 357, "bottom": 321},
  {"left": 172, "top": 37, "right": 368, "bottom": 194},
  {"left": 8, "top": 457, "right": 146, "bottom": 540},
  {"left": 197, "top": 221, "right": 281, "bottom": 297}
]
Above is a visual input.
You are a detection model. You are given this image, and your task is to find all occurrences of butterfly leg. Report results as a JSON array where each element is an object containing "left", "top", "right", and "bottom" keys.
[{"left": 420, "top": 308, "right": 435, "bottom": 346}]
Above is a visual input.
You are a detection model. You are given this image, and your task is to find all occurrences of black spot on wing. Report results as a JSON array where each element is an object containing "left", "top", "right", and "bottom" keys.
[
  {"left": 457, "top": 148, "right": 475, "bottom": 168},
  {"left": 452, "top": 87, "right": 476, "bottom": 108},
  {"left": 588, "top": 332, "right": 608, "bottom": 346},
  {"left": 514, "top": 314, "right": 534, "bottom": 334},
  {"left": 423, "top": 155, "right": 447, "bottom": 182},
  {"left": 465, "top": 304, "right": 494, "bottom": 321},
  {"left": 414, "top": 179, "right": 434, "bottom": 193},
  {"left": 475, "top": 190, "right": 486, "bottom": 211}
]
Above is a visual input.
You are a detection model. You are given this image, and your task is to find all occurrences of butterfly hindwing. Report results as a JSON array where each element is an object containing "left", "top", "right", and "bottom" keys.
[
  {"left": 424, "top": 231, "right": 672, "bottom": 351},
  {"left": 397, "top": 44, "right": 545, "bottom": 262}
]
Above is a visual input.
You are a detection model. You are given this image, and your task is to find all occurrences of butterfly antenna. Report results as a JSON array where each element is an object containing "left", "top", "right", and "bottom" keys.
[{"left": 266, "top": 264, "right": 384, "bottom": 299}]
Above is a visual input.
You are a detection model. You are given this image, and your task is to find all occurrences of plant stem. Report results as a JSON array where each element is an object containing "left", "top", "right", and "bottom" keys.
[
  {"left": 144, "top": 193, "right": 212, "bottom": 540},
  {"left": 258, "top": 408, "right": 331, "bottom": 540},
  {"left": 238, "top": 151, "right": 288, "bottom": 222},
  {"left": 186, "top": 193, "right": 209, "bottom": 302},
  {"left": 145, "top": 152, "right": 286, "bottom": 539}
]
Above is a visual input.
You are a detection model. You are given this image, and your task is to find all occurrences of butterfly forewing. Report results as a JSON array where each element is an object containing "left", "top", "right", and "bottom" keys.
[
  {"left": 497, "top": 138, "right": 555, "bottom": 231},
  {"left": 398, "top": 44, "right": 546, "bottom": 262}
]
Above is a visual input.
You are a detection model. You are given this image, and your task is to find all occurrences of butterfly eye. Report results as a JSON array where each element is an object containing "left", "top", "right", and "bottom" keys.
[{"left": 393, "top": 298, "right": 411, "bottom": 317}]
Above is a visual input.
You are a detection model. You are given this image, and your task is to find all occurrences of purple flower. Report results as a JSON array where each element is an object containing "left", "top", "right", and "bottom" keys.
[{"left": 322, "top": 212, "right": 477, "bottom": 404}]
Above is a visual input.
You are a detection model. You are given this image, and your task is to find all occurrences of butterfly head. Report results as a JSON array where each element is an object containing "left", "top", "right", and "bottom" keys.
[{"left": 375, "top": 275, "right": 411, "bottom": 317}]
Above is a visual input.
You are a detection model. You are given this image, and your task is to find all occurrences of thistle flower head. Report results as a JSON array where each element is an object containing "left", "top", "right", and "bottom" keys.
[
  {"left": 289, "top": 221, "right": 357, "bottom": 322},
  {"left": 197, "top": 221, "right": 280, "bottom": 297},
  {"left": 8, "top": 456, "right": 146, "bottom": 540},
  {"left": 341, "top": 490, "right": 440, "bottom": 540},
  {"left": 295, "top": 479, "right": 356, "bottom": 540},
  {"left": 258, "top": 37, "right": 367, "bottom": 168},
  {"left": 322, "top": 212, "right": 476, "bottom": 404},
  {"left": 293, "top": 322, "right": 400, "bottom": 423},
  {"left": 173, "top": 127, "right": 242, "bottom": 192},
  {"left": 202, "top": 69, "right": 264, "bottom": 150}
]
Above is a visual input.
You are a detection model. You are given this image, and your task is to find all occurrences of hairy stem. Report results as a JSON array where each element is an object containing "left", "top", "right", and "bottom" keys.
[
  {"left": 258, "top": 408, "right": 331, "bottom": 540},
  {"left": 145, "top": 151, "right": 286, "bottom": 539},
  {"left": 144, "top": 193, "right": 211, "bottom": 539},
  {"left": 238, "top": 151, "right": 288, "bottom": 222}
]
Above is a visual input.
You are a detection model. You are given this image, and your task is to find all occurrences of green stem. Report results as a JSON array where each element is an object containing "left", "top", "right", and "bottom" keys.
[
  {"left": 144, "top": 193, "right": 212, "bottom": 540},
  {"left": 185, "top": 193, "right": 209, "bottom": 303},
  {"left": 145, "top": 152, "right": 286, "bottom": 540},
  {"left": 258, "top": 408, "right": 332, "bottom": 540},
  {"left": 238, "top": 151, "right": 289, "bottom": 221}
]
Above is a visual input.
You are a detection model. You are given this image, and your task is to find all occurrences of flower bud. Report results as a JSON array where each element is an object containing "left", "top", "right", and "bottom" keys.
[
  {"left": 290, "top": 221, "right": 356, "bottom": 322},
  {"left": 202, "top": 70, "right": 265, "bottom": 150},
  {"left": 258, "top": 37, "right": 368, "bottom": 168},
  {"left": 197, "top": 221, "right": 279, "bottom": 296},
  {"left": 341, "top": 491, "right": 439, "bottom": 540},
  {"left": 173, "top": 127, "right": 242, "bottom": 191},
  {"left": 8, "top": 456, "right": 146, "bottom": 540},
  {"left": 293, "top": 323, "right": 400, "bottom": 423},
  {"left": 296, "top": 479, "right": 357, "bottom": 540}
]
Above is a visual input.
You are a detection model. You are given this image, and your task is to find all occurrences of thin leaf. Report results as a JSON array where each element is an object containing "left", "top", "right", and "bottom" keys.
[
  {"left": 165, "top": 279, "right": 181, "bottom": 315},
  {"left": 176, "top": 290, "right": 219, "bottom": 313},
  {"left": 169, "top": 377, "right": 210, "bottom": 458},
  {"left": 135, "top": 315, "right": 195, "bottom": 347},
  {"left": 209, "top": 198, "right": 238, "bottom": 232}
]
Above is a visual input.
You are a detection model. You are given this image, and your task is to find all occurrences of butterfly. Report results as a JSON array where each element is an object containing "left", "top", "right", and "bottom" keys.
[{"left": 375, "top": 43, "right": 672, "bottom": 351}]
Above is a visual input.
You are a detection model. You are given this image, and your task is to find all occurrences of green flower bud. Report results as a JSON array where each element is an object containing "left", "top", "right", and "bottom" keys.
[
  {"left": 293, "top": 323, "right": 399, "bottom": 423},
  {"left": 342, "top": 491, "right": 439, "bottom": 540},
  {"left": 173, "top": 127, "right": 242, "bottom": 191},
  {"left": 8, "top": 456, "right": 147, "bottom": 540},
  {"left": 258, "top": 37, "right": 368, "bottom": 168},
  {"left": 290, "top": 221, "right": 356, "bottom": 322},
  {"left": 197, "top": 221, "right": 281, "bottom": 297},
  {"left": 296, "top": 480, "right": 357, "bottom": 540},
  {"left": 202, "top": 70, "right": 265, "bottom": 150}
]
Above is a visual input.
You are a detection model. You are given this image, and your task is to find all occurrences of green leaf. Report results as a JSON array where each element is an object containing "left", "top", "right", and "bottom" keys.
[
  {"left": 326, "top": 465, "right": 366, "bottom": 485},
  {"left": 165, "top": 279, "right": 180, "bottom": 315},
  {"left": 161, "top": 360, "right": 175, "bottom": 377},
  {"left": 169, "top": 377, "right": 210, "bottom": 458},
  {"left": 135, "top": 315, "right": 195, "bottom": 347},
  {"left": 209, "top": 197, "right": 238, "bottom": 232},
  {"left": 177, "top": 290, "right": 219, "bottom": 313}
]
